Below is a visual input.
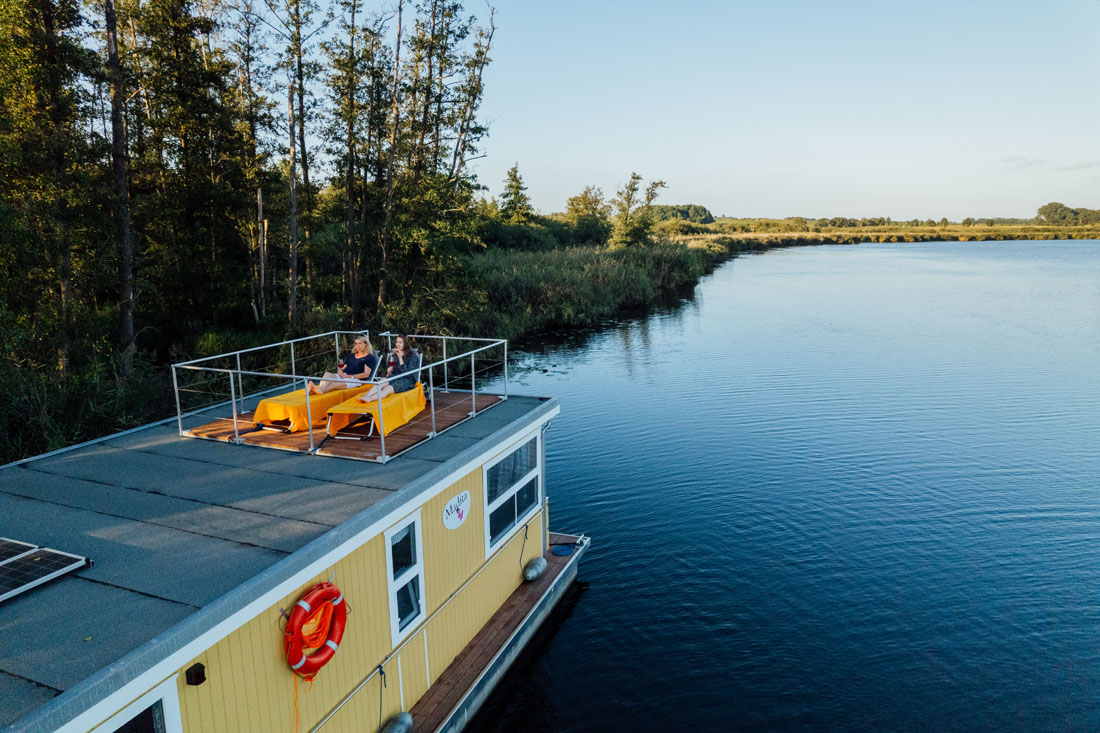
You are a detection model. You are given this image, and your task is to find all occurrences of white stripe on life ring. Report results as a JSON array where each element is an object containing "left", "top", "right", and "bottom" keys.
[
  {"left": 332, "top": 593, "right": 344, "bottom": 606},
  {"left": 297, "top": 599, "right": 312, "bottom": 613},
  {"left": 325, "top": 640, "right": 339, "bottom": 652},
  {"left": 291, "top": 654, "right": 307, "bottom": 670}
]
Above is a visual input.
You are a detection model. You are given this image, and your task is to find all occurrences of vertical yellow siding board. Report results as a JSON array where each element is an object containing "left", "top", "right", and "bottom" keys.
[
  {"left": 221, "top": 643, "right": 240, "bottom": 733},
  {"left": 198, "top": 655, "right": 216, "bottom": 733}
]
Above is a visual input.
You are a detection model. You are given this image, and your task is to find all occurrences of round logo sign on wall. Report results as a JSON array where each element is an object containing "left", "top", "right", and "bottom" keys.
[{"left": 443, "top": 490, "right": 471, "bottom": 530}]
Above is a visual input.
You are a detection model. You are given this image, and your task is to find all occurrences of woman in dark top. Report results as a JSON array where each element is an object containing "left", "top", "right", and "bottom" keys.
[
  {"left": 308, "top": 335, "right": 378, "bottom": 395},
  {"left": 358, "top": 334, "right": 420, "bottom": 402}
]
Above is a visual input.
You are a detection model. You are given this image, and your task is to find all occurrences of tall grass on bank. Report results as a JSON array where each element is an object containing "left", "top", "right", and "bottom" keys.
[{"left": 465, "top": 240, "right": 719, "bottom": 339}]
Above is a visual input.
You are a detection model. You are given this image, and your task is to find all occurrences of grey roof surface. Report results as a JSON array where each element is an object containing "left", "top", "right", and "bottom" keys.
[{"left": 0, "top": 394, "right": 554, "bottom": 731}]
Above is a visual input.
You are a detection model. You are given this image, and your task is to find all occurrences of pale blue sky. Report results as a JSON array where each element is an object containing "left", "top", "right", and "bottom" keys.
[{"left": 467, "top": 0, "right": 1100, "bottom": 219}]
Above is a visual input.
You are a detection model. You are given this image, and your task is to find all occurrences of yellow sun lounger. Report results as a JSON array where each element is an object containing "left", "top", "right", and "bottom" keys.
[
  {"left": 253, "top": 384, "right": 370, "bottom": 433},
  {"left": 326, "top": 383, "right": 427, "bottom": 438}
]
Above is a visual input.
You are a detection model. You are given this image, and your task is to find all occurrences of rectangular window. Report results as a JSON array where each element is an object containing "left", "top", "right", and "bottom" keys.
[
  {"left": 385, "top": 511, "right": 426, "bottom": 646},
  {"left": 484, "top": 435, "right": 541, "bottom": 556},
  {"left": 98, "top": 676, "right": 183, "bottom": 733}
]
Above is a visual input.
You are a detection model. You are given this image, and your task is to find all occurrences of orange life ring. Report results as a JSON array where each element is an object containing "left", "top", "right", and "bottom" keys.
[{"left": 284, "top": 582, "right": 347, "bottom": 678}]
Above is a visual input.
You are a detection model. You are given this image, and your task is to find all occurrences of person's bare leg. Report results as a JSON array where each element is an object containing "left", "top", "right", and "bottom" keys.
[
  {"left": 307, "top": 381, "right": 319, "bottom": 395},
  {"left": 360, "top": 384, "right": 394, "bottom": 402}
]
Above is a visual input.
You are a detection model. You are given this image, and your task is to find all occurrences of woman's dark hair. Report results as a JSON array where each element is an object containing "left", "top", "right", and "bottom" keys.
[{"left": 394, "top": 334, "right": 413, "bottom": 355}]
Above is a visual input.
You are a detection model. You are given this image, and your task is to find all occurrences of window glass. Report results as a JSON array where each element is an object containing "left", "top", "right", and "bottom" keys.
[
  {"left": 487, "top": 438, "right": 537, "bottom": 503},
  {"left": 115, "top": 704, "right": 161, "bottom": 733},
  {"left": 391, "top": 524, "right": 415, "bottom": 579},
  {"left": 396, "top": 577, "right": 421, "bottom": 631},
  {"left": 489, "top": 500, "right": 516, "bottom": 545},
  {"left": 516, "top": 477, "right": 538, "bottom": 518}
]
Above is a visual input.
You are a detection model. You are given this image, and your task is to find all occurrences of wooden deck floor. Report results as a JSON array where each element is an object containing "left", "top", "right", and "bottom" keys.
[
  {"left": 185, "top": 390, "right": 502, "bottom": 461},
  {"left": 410, "top": 533, "right": 583, "bottom": 732}
]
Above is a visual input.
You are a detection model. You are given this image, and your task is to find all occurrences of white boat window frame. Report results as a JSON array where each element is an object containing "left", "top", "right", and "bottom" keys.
[
  {"left": 483, "top": 431, "right": 542, "bottom": 559},
  {"left": 384, "top": 509, "right": 427, "bottom": 648},
  {"left": 95, "top": 674, "right": 182, "bottom": 733}
]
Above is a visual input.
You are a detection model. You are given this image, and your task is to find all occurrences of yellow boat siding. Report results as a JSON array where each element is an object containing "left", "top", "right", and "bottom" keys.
[{"left": 171, "top": 438, "right": 546, "bottom": 733}]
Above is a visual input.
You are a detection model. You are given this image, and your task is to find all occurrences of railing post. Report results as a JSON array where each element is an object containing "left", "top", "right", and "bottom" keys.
[
  {"left": 428, "top": 366, "right": 437, "bottom": 437},
  {"left": 290, "top": 342, "right": 297, "bottom": 376},
  {"left": 229, "top": 372, "right": 241, "bottom": 444},
  {"left": 378, "top": 385, "right": 388, "bottom": 461},
  {"left": 503, "top": 341, "right": 509, "bottom": 401},
  {"left": 442, "top": 338, "right": 449, "bottom": 392},
  {"left": 172, "top": 366, "right": 183, "bottom": 436},
  {"left": 236, "top": 353, "right": 245, "bottom": 414},
  {"left": 334, "top": 333, "right": 340, "bottom": 366},
  {"left": 469, "top": 352, "right": 476, "bottom": 416},
  {"left": 303, "top": 377, "right": 315, "bottom": 452}
]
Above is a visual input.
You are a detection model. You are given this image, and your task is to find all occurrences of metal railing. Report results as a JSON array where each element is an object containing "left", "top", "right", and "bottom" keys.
[{"left": 170, "top": 331, "right": 510, "bottom": 463}]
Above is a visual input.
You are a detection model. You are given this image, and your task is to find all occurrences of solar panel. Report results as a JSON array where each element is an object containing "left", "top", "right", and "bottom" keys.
[
  {"left": 0, "top": 538, "right": 88, "bottom": 603},
  {"left": 0, "top": 538, "right": 37, "bottom": 563}
]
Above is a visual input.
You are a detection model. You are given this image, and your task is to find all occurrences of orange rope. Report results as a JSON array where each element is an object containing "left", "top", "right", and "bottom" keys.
[
  {"left": 284, "top": 600, "right": 335, "bottom": 681},
  {"left": 299, "top": 601, "right": 334, "bottom": 649},
  {"left": 287, "top": 596, "right": 335, "bottom": 732}
]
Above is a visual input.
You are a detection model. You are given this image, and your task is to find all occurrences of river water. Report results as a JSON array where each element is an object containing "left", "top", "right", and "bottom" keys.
[{"left": 472, "top": 241, "right": 1100, "bottom": 731}]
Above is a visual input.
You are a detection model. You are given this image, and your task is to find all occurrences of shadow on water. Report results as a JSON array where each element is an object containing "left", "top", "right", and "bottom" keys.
[
  {"left": 465, "top": 581, "right": 590, "bottom": 733},
  {"left": 509, "top": 281, "right": 700, "bottom": 356}
]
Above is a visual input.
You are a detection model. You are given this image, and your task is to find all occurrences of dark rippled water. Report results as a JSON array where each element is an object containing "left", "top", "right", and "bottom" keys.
[{"left": 473, "top": 241, "right": 1100, "bottom": 731}]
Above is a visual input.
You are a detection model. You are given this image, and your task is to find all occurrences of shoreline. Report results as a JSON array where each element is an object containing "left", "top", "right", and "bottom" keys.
[{"left": 2, "top": 232, "right": 1096, "bottom": 463}]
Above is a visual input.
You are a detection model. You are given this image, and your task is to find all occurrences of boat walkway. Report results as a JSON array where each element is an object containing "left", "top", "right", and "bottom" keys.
[{"left": 410, "top": 532, "right": 586, "bottom": 732}]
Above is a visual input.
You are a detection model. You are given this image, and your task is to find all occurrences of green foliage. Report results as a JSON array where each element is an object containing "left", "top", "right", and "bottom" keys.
[
  {"left": 563, "top": 185, "right": 612, "bottom": 246},
  {"left": 609, "top": 172, "right": 667, "bottom": 248},
  {"left": 1037, "top": 201, "right": 1100, "bottom": 225},
  {"left": 649, "top": 204, "right": 714, "bottom": 224},
  {"left": 499, "top": 163, "right": 533, "bottom": 223}
]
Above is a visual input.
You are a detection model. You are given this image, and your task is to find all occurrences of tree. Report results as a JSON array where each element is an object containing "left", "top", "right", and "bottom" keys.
[
  {"left": 226, "top": 0, "right": 274, "bottom": 322},
  {"left": 103, "top": 0, "right": 136, "bottom": 378},
  {"left": 1037, "top": 202, "right": 1078, "bottom": 225},
  {"left": 132, "top": 0, "right": 253, "bottom": 340},
  {"left": 263, "top": 0, "right": 326, "bottom": 305},
  {"left": 448, "top": 7, "right": 493, "bottom": 184},
  {"left": 609, "top": 172, "right": 666, "bottom": 248},
  {"left": 377, "top": 0, "right": 403, "bottom": 314},
  {"left": 499, "top": 163, "right": 532, "bottom": 223},
  {"left": 564, "top": 185, "right": 611, "bottom": 245},
  {"left": 0, "top": 0, "right": 102, "bottom": 375}
]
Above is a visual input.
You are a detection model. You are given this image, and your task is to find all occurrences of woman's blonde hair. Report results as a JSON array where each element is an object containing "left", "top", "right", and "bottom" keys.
[{"left": 353, "top": 335, "right": 372, "bottom": 352}]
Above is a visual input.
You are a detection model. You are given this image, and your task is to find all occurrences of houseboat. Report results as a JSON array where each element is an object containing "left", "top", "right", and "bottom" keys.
[{"left": 0, "top": 332, "right": 588, "bottom": 733}]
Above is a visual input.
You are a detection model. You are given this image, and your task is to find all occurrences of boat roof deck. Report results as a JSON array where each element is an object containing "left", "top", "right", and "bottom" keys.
[
  {"left": 187, "top": 389, "right": 503, "bottom": 461},
  {"left": 0, "top": 393, "right": 555, "bottom": 730}
]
